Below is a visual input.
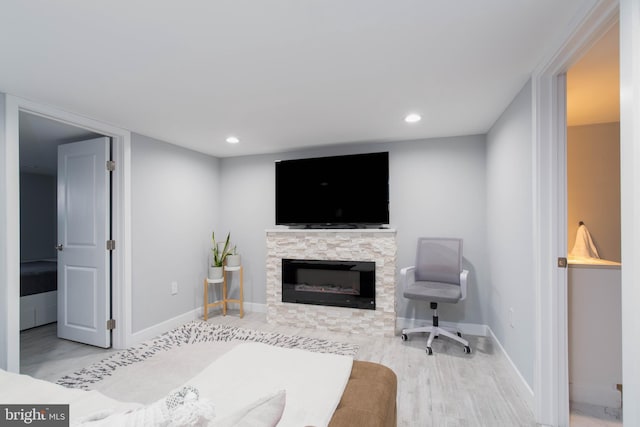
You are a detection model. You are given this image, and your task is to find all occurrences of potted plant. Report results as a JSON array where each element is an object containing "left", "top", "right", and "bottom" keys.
[
  {"left": 226, "top": 245, "right": 241, "bottom": 267},
  {"left": 209, "top": 231, "right": 231, "bottom": 279}
]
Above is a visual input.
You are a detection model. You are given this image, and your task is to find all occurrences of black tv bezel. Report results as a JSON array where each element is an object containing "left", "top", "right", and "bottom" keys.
[{"left": 275, "top": 151, "right": 390, "bottom": 228}]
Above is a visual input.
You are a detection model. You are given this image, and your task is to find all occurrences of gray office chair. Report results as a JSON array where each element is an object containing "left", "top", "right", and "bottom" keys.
[{"left": 400, "top": 237, "right": 471, "bottom": 355}]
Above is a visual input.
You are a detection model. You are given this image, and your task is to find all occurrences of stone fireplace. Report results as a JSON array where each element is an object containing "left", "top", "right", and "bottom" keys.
[{"left": 266, "top": 229, "right": 396, "bottom": 336}]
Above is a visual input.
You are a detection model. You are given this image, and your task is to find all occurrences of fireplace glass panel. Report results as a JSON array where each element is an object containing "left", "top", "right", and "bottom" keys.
[
  {"left": 282, "top": 259, "right": 375, "bottom": 310},
  {"left": 296, "top": 268, "right": 360, "bottom": 295}
]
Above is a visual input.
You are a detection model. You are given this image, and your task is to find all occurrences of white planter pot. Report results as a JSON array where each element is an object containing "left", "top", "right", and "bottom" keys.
[
  {"left": 226, "top": 254, "right": 241, "bottom": 267},
  {"left": 208, "top": 266, "right": 223, "bottom": 280}
]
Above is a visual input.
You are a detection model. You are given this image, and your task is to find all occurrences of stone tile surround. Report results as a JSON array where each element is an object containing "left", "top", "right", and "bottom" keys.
[{"left": 266, "top": 229, "right": 397, "bottom": 336}]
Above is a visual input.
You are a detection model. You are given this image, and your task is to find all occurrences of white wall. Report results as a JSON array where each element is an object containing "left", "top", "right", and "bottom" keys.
[
  {"left": 20, "top": 173, "right": 56, "bottom": 261},
  {"left": 486, "top": 79, "right": 535, "bottom": 388},
  {"left": 130, "top": 134, "right": 220, "bottom": 333},
  {"left": 219, "top": 154, "right": 276, "bottom": 306},
  {"left": 219, "top": 135, "right": 488, "bottom": 325},
  {"left": 567, "top": 122, "right": 620, "bottom": 262},
  {"left": 387, "top": 136, "right": 488, "bottom": 324},
  {"left": 568, "top": 265, "right": 621, "bottom": 408}
]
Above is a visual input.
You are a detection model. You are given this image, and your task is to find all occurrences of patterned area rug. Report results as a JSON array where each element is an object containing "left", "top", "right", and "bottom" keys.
[{"left": 56, "top": 321, "right": 359, "bottom": 390}]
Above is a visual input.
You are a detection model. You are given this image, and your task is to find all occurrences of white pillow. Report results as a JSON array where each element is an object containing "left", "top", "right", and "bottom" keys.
[
  {"left": 211, "top": 389, "right": 286, "bottom": 427},
  {"left": 74, "top": 387, "right": 285, "bottom": 427}
]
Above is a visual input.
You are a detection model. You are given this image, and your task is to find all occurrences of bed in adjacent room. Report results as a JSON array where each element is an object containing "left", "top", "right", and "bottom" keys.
[{"left": 20, "top": 260, "right": 57, "bottom": 330}]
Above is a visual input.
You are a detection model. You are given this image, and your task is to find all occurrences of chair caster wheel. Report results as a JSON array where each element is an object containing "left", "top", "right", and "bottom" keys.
[
  {"left": 426, "top": 347, "right": 433, "bottom": 355},
  {"left": 463, "top": 346, "right": 472, "bottom": 354},
  {"left": 401, "top": 333, "right": 408, "bottom": 341}
]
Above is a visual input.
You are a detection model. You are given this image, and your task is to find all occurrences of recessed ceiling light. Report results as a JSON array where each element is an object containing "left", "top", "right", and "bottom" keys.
[
  {"left": 404, "top": 113, "right": 422, "bottom": 123},
  {"left": 226, "top": 136, "right": 240, "bottom": 144}
]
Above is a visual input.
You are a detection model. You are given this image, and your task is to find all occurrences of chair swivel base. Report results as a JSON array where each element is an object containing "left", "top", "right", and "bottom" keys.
[{"left": 401, "top": 325, "right": 472, "bottom": 355}]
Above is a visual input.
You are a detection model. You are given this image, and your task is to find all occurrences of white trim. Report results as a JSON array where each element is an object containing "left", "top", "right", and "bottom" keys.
[
  {"left": 1, "top": 96, "right": 21, "bottom": 372},
  {"left": 1, "top": 95, "right": 133, "bottom": 373},
  {"left": 111, "top": 125, "right": 133, "bottom": 349},
  {"left": 130, "top": 309, "right": 198, "bottom": 345},
  {"left": 131, "top": 303, "right": 266, "bottom": 345},
  {"left": 619, "top": 0, "right": 640, "bottom": 424},
  {"left": 531, "top": 1, "right": 619, "bottom": 425},
  {"left": 556, "top": 74, "right": 570, "bottom": 427},
  {"left": 487, "top": 327, "right": 535, "bottom": 412},
  {"left": 228, "top": 301, "right": 266, "bottom": 314},
  {"left": 132, "top": 302, "right": 267, "bottom": 346},
  {"left": 395, "top": 316, "right": 488, "bottom": 337}
]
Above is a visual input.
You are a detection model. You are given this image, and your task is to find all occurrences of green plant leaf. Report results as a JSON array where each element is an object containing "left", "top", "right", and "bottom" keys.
[{"left": 211, "top": 231, "right": 232, "bottom": 267}]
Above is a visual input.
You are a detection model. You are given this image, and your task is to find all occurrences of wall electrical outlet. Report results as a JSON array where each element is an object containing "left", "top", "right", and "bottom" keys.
[
  {"left": 171, "top": 281, "right": 178, "bottom": 295},
  {"left": 509, "top": 308, "right": 515, "bottom": 328}
]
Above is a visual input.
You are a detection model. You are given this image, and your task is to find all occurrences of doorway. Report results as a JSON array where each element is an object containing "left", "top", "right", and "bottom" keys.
[
  {"left": 565, "top": 21, "right": 622, "bottom": 426},
  {"left": 531, "top": 2, "right": 621, "bottom": 426},
  {"left": 1, "top": 95, "right": 133, "bottom": 373},
  {"left": 19, "top": 112, "right": 112, "bottom": 377}
]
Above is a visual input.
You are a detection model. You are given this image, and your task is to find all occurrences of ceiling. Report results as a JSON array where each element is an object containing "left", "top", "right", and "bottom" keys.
[{"left": 3, "top": 1, "right": 596, "bottom": 159}]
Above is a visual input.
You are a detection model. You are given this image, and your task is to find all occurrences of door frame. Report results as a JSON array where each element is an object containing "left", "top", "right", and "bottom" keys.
[
  {"left": 532, "top": 1, "right": 619, "bottom": 425},
  {"left": 619, "top": 0, "right": 640, "bottom": 423},
  {"left": 1, "top": 95, "right": 133, "bottom": 372}
]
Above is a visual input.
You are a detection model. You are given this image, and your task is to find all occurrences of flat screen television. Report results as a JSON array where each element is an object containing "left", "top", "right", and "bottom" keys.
[{"left": 275, "top": 152, "right": 389, "bottom": 227}]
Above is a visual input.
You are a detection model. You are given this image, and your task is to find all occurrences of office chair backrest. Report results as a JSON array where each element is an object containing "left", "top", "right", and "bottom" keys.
[{"left": 414, "top": 238, "right": 463, "bottom": 284}]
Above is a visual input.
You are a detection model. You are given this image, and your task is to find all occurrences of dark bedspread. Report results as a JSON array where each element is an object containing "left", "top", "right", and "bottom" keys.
[{"left": 20, "top": 260, "right": 57, "bottom": 297}]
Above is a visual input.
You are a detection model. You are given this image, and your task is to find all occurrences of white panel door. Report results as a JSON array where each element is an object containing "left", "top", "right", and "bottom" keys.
[{"left": 57, "top": 137, "right": 111, "bottom": 348}]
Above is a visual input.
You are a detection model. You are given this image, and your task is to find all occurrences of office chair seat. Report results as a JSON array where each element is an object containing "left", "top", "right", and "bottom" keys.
[{"left": 404, "top": 281, "right": 462, "bottom": 304}]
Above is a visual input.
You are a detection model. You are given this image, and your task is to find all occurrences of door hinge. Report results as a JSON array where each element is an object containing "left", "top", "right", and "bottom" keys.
[
  {"left": 107, "top": 240, "right": 116, "bottom": 251},
  {"left": 557, "top": 257, "right": 568, "bottom": 268},
  {"left": 107, "top": 160, "right": 115, "bottom": 171},
  {"left": 107, "top": 319, "right": 116, "bottom": 330}
]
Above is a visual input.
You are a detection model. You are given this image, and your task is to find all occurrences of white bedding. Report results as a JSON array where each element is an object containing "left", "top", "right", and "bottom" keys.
[
  {"left": 184, "top": 342, "right": 353, "bottom": 427},
  {"left": 0, "top": 369, "right": 142, "bottom": 420},
  {"left": 0, "top": 342, "right": 353, "bottom": 427}
]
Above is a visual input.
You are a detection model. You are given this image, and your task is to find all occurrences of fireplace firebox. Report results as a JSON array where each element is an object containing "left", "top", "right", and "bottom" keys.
[{"left": 282, "top": 259, "right": 375, "bottom": 310}]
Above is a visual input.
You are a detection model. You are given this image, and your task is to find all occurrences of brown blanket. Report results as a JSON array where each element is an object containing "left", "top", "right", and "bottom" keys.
[{"left": 329, "top": 361, "right": 397, "bottom": 427}]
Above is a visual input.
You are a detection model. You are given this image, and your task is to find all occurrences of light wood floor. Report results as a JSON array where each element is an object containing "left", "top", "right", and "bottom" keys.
[
  {"left": 20, "top": 322, "right": 117, "bottom": 382},
  {"left": 19, "top": 312, "right": 619, "bottom": 426}
]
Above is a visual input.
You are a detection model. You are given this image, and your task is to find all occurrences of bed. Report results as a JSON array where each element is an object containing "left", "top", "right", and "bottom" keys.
[
  {"left": 0, "top": 342, "right": 397, "bottom": 427},
  {"left": 20, "top": 260, "right": 57, "bottom": 330}
]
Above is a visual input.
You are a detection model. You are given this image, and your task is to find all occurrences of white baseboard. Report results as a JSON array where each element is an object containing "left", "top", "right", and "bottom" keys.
[
  {"left": 487, "top": 326, "right": 535, "bottom": 412},
  {"left": 218, "top": 301, "right": 266, "bottom": 314},
  {"left": 129, "top": 309, "right": 198, "bottom": 346},
  {"left": 395, "top": 316, "right": 488, "bottom": 337},
  {"left": 243, "top": 302, "right": 266, "bottom": 313},
  {"left": 130, "top": 303, "right": 268, "bottom": 347}
]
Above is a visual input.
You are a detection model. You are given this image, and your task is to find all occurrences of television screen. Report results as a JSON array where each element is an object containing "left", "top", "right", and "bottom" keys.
[{"left": 275, "top": 152, "right": 389, "bottom": 227}]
